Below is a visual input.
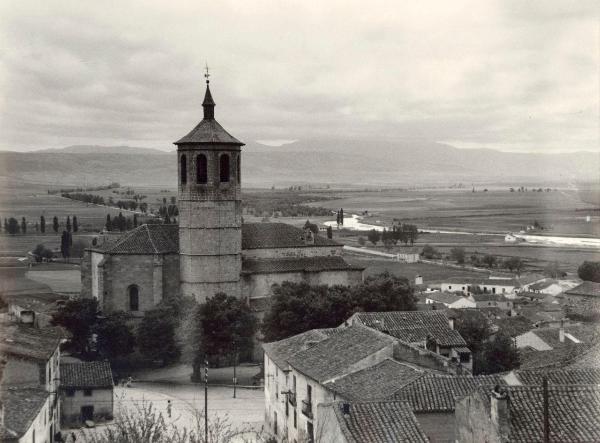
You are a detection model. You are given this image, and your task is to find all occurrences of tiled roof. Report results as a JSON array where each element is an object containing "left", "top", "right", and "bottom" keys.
[
  {"left": 565, "top": 281, "right": 600, "bottom": 298},
  {"left": 325, "top": 359, "right": 424, "bottom": 401},
  {"left": 472, "top": 293, "right": 510, "bottom": 302},
  {"left": 0, "top": 386, "right": 49, "bottom": 440},
  {"left": 352, "top": 311, "right": 467, "bottom": 347},
  {"left": 98, "top": 224, "right": 179, "bottom": 254},
  {"left": 242, "top": 256, "right": 362, "bottom": 275},
  {"left": 287, "top": 325, "right": 395, "bottom": 383},
  {"left": 495, "top": 316, "right": 535, "bottom": 337},
  {"left": 175, "top": 104, "right": 244, "bottom": 146},
  {"left": 515, "top": 367, "right": 600, "bottom": 385},
  {"left": 0, "top": 322, "right": 62, "bottom": 361},
  {"left": 95, "top": 222, "right": 341, "bottom": 254},
  {"left": 425, "top": 292, "right": 465, "bottom": 305},
  {"left": 329, "top": 401, "right": 428, "bottom": 443},
  {"left": 262, "top": 328, "right": 337, "bottom": 370},
  {"left": 394, "top": 374, "right": 505, "bottom": 412},
  {"left": 61, "top": 361, "right": 114, "bottom": 389},
  {"left": 3, "top": 292, "right": 69, "bottom": 313},
  {"left": 242, "top": 222, "right": 340, "bottom": 249},
  {"left": 505, "top": 385, "right": 600, "bottom": 442}
]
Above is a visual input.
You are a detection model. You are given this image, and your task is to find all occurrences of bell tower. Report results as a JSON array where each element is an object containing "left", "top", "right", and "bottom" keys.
[{"left": 174, "top": 70, "right": 243, "bottom": 302}]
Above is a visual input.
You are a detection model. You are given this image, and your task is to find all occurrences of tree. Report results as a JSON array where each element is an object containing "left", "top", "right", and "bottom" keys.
[
  {"left": 357, "top": 236, "right": 366, "bottom": 246},
  {"left": 133, "top": 213, "right": 138, "bottom": 228},
  {"left": 6, "top": 217, "right": 19, "bottom": 235},
  {"left": 504, "top": 257, "right": 525, "bottom": 275},
  {"left": 545, "top": 261, "right": 566, "bottom": 278},
  {"left": 105, "top": 214, "right": 112, "bottom": 231},
  {"left": 339, "top": 208, "right": 344, "bottom": 225},
  {"left": 94, "top": 312, "right": 135, "bottom": 360},
  {"left": 66, "top": 216, "right": 72, "bottom": 232},
  {"left": 303, "top": 220, "right": 319, "bottom": 235},
  {"left": 578, "top": 261, "right": 600, "bottom": 283},
  {"left": 454, "top": 312, "right": 492, "bottom": 355},
  {"left": 53, "top": 216, "right": 59, "bottom": 233},
  {"left": 71, "top": 239, "right": 88, "bottom": 258},
  {"left": 3, "top": 218, "right": 8, "bottom": 233},
  {"left": 198, "top": 292, "right": 257, "bottom": 363},
  {"left": 450, "top": 247, "right": 466, "bottom": 264},
  {"left": 60, "top": 230, "right": 71, "bottom": 260},
  {"left": 421, "top": 244, "right": 438, "bottom": 259},
  {"left": 32, "top": 244, "right": 53, "bottom": 262},
  {"left": 73, "top": 215, "right": 78, "bottom": 232},
  {"left": 138, "top": 307, "right": 181, "bottom": 365},
  {"left": 51, "top": 298, "right": 99, "bottom": 355},
  {"left": 475, "top": 331, "right": 520, "bottom": 374},
  {"left": 20, "top": 217, "right": 26, "bottom": 234},
  {"left": 40, "top": 215, "right": 46, "bottom": 233},
  {"left": 367, "top": 229, "right": 381, "bottom": 245},
  {"left": 482, "top": 254, "right": 497, "bottom": 269},
  {"left": 326, "top": 225, "right": 333, "bottom": 239}
]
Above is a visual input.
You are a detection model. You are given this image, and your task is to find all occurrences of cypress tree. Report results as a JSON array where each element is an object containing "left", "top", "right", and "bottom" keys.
[
  {"left": 40, "top": 215, "right": 46, "bottom": 233},
  {"left": 73, "top": 216, "right": 78, "bottom": 232},
  {"left": 53, "top": 216, "right": 59, "bottom": 233},
  {"left": 105, "top": 214, "right": 112, "bottom": 232},
  {"left": 66, "top": 216, "right": 71, "bottom": 232},
  {"left": 21, "top": 217, "right": 27, "bottom": 234}
]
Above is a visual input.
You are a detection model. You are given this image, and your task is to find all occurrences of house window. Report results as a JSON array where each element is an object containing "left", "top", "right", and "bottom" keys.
[
  {"left": 196, "top": 154, "right": 208, "bottom": 184},
  {"left": 219, "top": 154, "right": 230, "bottom": 182},
  {"left": 84, "top": 389, "right": 93, "bottom": 396},
  {"left": 66, "top": 388, "right": 75, "bottom": 397},
  {"left": 286, "top": 397, "right": 289, "bottom": 417},
  {"left": 180, "top": 154, "right": 187, "bottom": 185},
  {"left": 128, "top": 285, "right": 139, "bottom": 311}
]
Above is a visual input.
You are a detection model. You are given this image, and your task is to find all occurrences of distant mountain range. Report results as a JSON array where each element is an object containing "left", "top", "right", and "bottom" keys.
[{"left": 0, "top": 140, "right": 598, "bottom": 188}]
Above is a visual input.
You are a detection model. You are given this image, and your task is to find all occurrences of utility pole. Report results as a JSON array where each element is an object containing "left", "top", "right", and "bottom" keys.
[
  {"left": 233, "top": 342, "right": 237, "bottom": 399},
  {"left": 543, "top": 376, "right": 549, "bottom": 443},
  {"left": 205, "top": 358, "right": 208, "bottom": 443}
]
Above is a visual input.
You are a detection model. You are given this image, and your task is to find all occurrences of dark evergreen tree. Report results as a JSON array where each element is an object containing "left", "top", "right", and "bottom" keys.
[
  {"left": 72, "top": 216, "right": 78, "bottom": 232},
  {"left": 66, "top": 216, "right": 71, "bottom": 232},
  {"left": 105, "top": 214, "right": 112, "bottom": 231},
  {"left": 20, "top": 217, "right": 26, "bottom": 234},
  {"left": 40, "top": 215, "right": 46, "bottom": 233},
  {"left": 6, "top": 218, "right": 19, "bottom": 235},
  {"left": 133, "top": 213, "right": 138, "bottom": 227},
  {"left": 326, "top": 225, "right": 333, "bottom": 239},
  {"left": 53, "top": 216, "right": 59, "bottom": 233},
  {"left": 578, "top": 261, "right": 600, "bottom": 283},
  {"left": 60, "top": 230, "right": 71, "bottom": 260}
]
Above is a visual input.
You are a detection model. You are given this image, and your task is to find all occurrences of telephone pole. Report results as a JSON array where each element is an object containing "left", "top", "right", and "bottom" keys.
[{"left": 205, "top": 358, "right": 208, "bottom": 442}]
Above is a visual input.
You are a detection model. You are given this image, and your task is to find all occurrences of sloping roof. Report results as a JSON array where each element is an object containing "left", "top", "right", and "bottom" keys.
[
  {"left": 286, "top": 325, "right": 395, "bottom": 383},
  {"left": 425, "top": 292, "right": 465, "bottom": 305},
  {"left": 444, "top": 277, "right": 520, "bottom": 287},
  {"left": 242, "top": 223, "right": 340, "bottom": 249},
  {"left": 175, "top": 118, "right": 244, "bottom": 145},
  {"left": 0, "top": 386, "right": 49, "bottom": 440},
  {"left": 98, "top": 224, "right": 179, "bottom": 254},
  {"left": 325, "top": 359, "right": 424, "bottom": 401},
  {"left": 505, "top": 385, "right": 600, "bottom": 442},
  {"left": 3, "top": 292, "right": 69, "bottom": 313},
  {"left": 0, "top": 322, "right": 62, "bottom": 361},
  {"left": 352, "top": 311, "right": 468, "bottom": 347},
  {"left": 242, "top": 256, "right": 362, "bottom": 275},
  {"left": 565, "top": 281, "right": 600, "bottom": 298},
  {"left": 515, "top": 367, "right": 600, "bottom": 385},
  {"left": 394, "top": 374, "right": 505, "bottom": 412},
  {"left": 262, "top": 328, "right": 338, "bottom": 370},
  {"left": 329, "top": 401, "right": 428, "bottom": 443},
  {"left": 495, "top": 316, "right": 535, "bottom": 337},
  {"left": 61, "top": 361, "right": 114, "bottom": 389},
  {"left": 472, "top": 293, "right": 510, "bottom": 302},
  {"left": 94, "top": 222, "right": 341, "bottom": 255}
]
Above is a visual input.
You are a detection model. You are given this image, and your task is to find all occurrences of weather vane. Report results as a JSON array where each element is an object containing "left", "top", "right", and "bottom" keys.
[{"left": 204, "top": 63, "right": 210, "bottom": 84}]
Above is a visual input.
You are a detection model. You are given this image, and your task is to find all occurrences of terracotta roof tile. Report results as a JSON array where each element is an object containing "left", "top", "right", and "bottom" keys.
[
  {"left": 352, "top": 311, "right": 468, "bottom": 347},
  {"left": 242, "top": 256, "right": 362, "bottom": 275},
  {"left": 175, "top": 118, "right": 243, "bottom": 146},
  {"left": 565, "top": 281, "right": 600, "bottom": 298},
  {"left": 0, "top": 386, "right": 49, "bottom": 440},
  {"left": 61, "top": 361, "right": 114, "bottom": 389},
  {"left": 329, "top": 400, "right": 429, "bottom": 443},
  {"left": 0, "top": 323, "right": 62, "bottom": 361},
  {"left": 242, "top": 223, "right": 339, "bottom": 249}
]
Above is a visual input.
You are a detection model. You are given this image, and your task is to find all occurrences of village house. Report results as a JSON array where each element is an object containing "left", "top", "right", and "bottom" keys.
[
  {"left": 562, "top": 281, "right": 600, "bottom": 304},
  {"left": 262, "top": 323, "right": 464, "bottom": 442},
  {"left": 440, "top": 277, "right": 519, "bottom": 297},
  {"left": 522, "top": 279, "right": 578, "bottom": 297},
  {"left": 470, "top": 293, "right": 513, "bottom": 311},
  {"left": 424, "top": 292, "right": 476, "bottom": 309},
  {"left": 4, "top": 292, "right": 69, "bottom": 329},
  {"left": 455, "top": 384, "right": 600, "bottom": 442},
  {"left": 0, "top": 321, "right": 63, "bottom": 442},
  {"left": 316, "top": 400, "right": 428, "bottom": 443},
  {"left": 346, "top": 311, "right": 473, "bottom": 372},
  {"left": 60, "top": 361, "right": 114, "bottom": 425}
]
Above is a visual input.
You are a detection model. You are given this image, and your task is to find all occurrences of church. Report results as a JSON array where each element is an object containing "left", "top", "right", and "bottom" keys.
[{"left": 81, "top": 78, "right": 364, "bottom": 319}]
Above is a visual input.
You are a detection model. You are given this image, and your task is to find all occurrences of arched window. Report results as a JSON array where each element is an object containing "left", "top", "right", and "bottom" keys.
[
  {"left": 236, "top": 155, "right": 241, "bottom": 184},
  {"left": 196, "top": 154, "right": 208, "bottom": 184},
  {"left": 180, "top": 154, "right": 187, "bottom": 185},
  {"left": 128, "top": 285, "right": 139, "bottom": 311},
  {"left": 220, "top": 154, "right": 230, "bottom": 183}
]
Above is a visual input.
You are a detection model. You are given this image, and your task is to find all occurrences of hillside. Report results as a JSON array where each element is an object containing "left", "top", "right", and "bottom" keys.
[{"left": 0, "top": 141, "right": 597, "bottom": 188}]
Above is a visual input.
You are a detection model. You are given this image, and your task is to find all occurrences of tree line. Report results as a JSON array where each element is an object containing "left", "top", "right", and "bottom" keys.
[
  {"left": 363, "top": 223, "right": 419, "bottom": 247},
  {"left": 2, "top": 215, "right": 79, "bottom": 235}
]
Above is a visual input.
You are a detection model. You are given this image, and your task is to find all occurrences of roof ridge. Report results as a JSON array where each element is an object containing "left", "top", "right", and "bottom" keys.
[{"left": 145, "top": 224, "right": 159, "bottom": 254}]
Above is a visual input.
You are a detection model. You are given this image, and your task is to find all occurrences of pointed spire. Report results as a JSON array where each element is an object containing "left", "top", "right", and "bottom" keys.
[{"left": 202, "top": 63, "right": 215, "bottom": 120}]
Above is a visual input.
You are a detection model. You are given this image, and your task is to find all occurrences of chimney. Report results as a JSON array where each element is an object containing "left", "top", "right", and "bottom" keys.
[
  {"left": 559, "top": 319, "right": 565, "bottom": 343},
  {"left": 448, "top": 317, "right": 455, "bottom": 330},
  {"left": 490, "top": 386, "right": 510, "bottom": 439},
  {"left": 415, "top": 275, "right": 423, "bottom": 285}
]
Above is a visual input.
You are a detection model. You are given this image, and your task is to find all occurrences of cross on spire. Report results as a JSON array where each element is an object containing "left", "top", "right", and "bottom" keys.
[{"left": 204, "top": 63, "right": 210, "bottom": 84}]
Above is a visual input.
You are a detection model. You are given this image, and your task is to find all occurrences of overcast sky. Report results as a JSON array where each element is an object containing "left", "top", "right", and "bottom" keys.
[{"left": 0, "top": 0, "right": 597, "bottom": 153}]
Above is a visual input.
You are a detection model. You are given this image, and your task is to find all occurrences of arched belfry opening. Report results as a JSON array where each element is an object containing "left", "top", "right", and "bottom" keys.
[
  {"left": 220, "top": 154, "right": 230, "bottom": 183},
  {"left": 196, "top": 154, "right": 208, "bottom": 184},
  {"left": 180, "top": 154, "right": 187, "bottom": 185},
  {"left": 128, "top": 285, "right": 139, "bottom": 311}
]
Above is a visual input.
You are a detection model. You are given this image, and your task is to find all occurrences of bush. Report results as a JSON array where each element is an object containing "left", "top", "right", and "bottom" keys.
[
  {"left": 32, "top": 244, "right": 54, "bottom": 262},
  {"left": 357, "top": 236, "right": 366, "bottom": 246},
  {"left": 421, "top": 244, "right": 438, "bottom": 259},
  {"left": 578, "top": 261, "right": 600, "bottom": 283}
]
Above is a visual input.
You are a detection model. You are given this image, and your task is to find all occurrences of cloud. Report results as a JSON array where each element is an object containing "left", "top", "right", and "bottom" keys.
[{"left": 0, "top": 0, "right": 597, "bottom": 153}]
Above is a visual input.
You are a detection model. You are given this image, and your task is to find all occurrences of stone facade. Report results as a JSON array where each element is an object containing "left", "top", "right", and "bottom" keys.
[{"left": 61, "top": 387, "right": 114, "bottom": 425}]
